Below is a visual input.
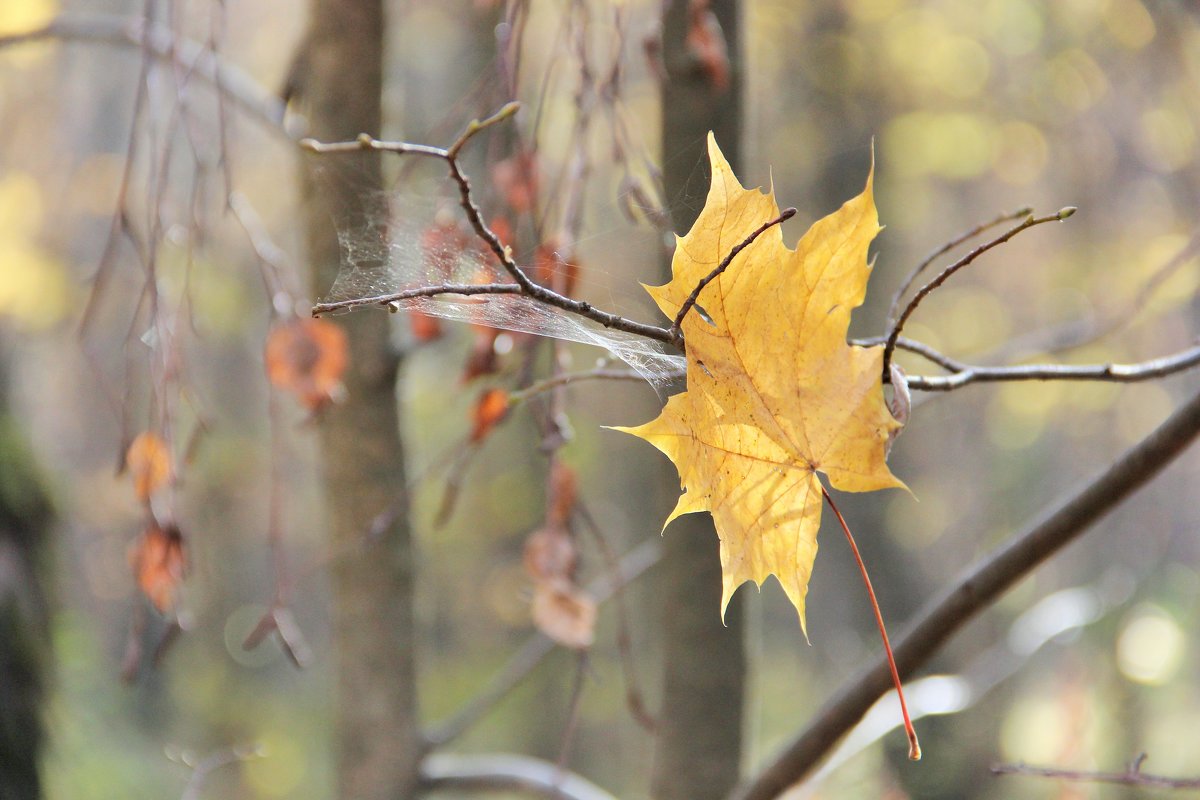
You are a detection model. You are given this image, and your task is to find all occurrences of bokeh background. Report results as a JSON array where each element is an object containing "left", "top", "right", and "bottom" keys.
[{"left": 1, "top": 0, "right": 1199, "bottom": 797}]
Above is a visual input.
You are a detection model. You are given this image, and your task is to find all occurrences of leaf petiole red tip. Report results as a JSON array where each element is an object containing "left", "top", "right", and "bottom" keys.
[{"left": 821, "top": 486, "right": 921, "bottom": 762}]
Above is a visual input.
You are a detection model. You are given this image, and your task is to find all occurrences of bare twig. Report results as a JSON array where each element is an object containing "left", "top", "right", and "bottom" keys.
[
  {"left": 421, "top": 752, "right": 618, "bottom": 800},
  {"left": 732, "top": 387, "right": 1200, "bottom": 800},
  {"left": 903, "top": 342, "right": 1200, "bottom": 391},
  {"left": 886, "top": 207, "right": 1033, "bottom": 329},
  {"left": 178, "top": 744, "right": 262, "bottom": 800},
  {"left": 229, "top": 192, "right": 300, "bottom": 312},
  {"left": 575, "top": 500, "right": 656, "bottom": 732},
  {"left": 556, "top": 653, "right": 590, "bottom": 777},
  {"left": 508, "top": 368, "right": 664, "bottom": 403},
  {"left": 882, "top": 207, "right": 1077, "bottom": 380},
  {"left": 426, "top": 539, "right": 661, "bottom": 749},
  {"left": 798, "top": 577, "right": 1126, "bottom": 797},
  {"left": 982, "top": 232, "right": 1200, "bottom": 365},
  {"left": 992, "top": 756, "right": 1200, "bottom": 790},
  {"left": 669, "top": 207, "right": 797, "bottom": 348},
  {"left": 0, "top": 13, "right": 290, "bottom": 134},
  {"left": 302, "top": 106, "right": 677, "bottom": 347},
  {"left": 313, "top": 283, "right": 523, "bottom": 316}
]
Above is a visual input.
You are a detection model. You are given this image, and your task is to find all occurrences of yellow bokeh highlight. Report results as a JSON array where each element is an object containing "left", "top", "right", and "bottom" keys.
[
  {"left": 1117, "top": 605, "right": 1185, "bottom": 686},
  {"left": 0, "top": 0, "right": 56, "bottom": 34},
  {"left": 845, "top": 0, "right": 903, "bottom": 24},
  {"left": 925, "top": 287, "right": 1013, "bottom": 354},
  {"left": 1000, "top": 691, "right": 1072, "bottom": 762},
  {"left": 0, "top": 170, "right": 43, "bottom": 233},
  {"left": 930, "top": 36, "right": 991, "bottom": 99},
  {"left": 882, "top": 11, "right": 989, "bottom": 100},
  {"left": 887, "top": 483, "right": 950, "bottom": 550},
  {"left": 992, "top": 121, "right": 1048, "bottom": 185},
  {"left": 1102, "top": 0, "right": 1156, "bottom": 50},
  {"left": 1135, "top": 233, "right": 1200, "bottom": 317},
  {"left": 988, "top": 379, "right": 1068, "bottom": 451},
  {"left": 1136, "top": 106, "right": 1197, "bottom": 173},
  {"left": 66, "top": 153, "right": 125, "bottom": 217},
  {"left": 243, "top": 732, "right": 306, "bottom": 798},
  {"left": 1047, "top": 49, "right": 1108, "bottom": 113},
  {"left": 884, "top": 111, "right": 996, "bottom": 180},
  {"left": 983, "top": 0, "right": 1043, "bottom": 57},
  {"left": 0, "top": 171, "right": 72, "bottom": 330}
]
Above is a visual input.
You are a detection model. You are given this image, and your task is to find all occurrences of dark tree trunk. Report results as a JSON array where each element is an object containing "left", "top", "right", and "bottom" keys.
[
  {"left": 298, "top": 2, "right": 421, "bottom": 797},
  {"left": 0, "top": 379, "right": 53, "bottom": 800},
  {"left": 652, "top": 3, "right": 745, "bottom": 799}
]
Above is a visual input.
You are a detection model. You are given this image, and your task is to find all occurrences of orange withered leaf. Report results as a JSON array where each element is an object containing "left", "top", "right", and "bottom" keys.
[
  {"left": 265, "top": 318, "right": 348, "bottom": 411},
  {"left": 462, "top": 328, "right": 501, "bottom": 383},
  {"left": 409, "top": 311, "right": 443, "bottom": 342},
  {"left": 532, "top": 580, "right": 596, "bottom": 650},
  {"left": 490, "top": 153, "right": 538, "bottom": 214},
  {"left": 546, "top": 462, "right": 578, "bottom": 527},
  {"left": 126, "top": 432, "right": 170, "bottom": 502},
  {"left": 523, "top": 524, "right": 576, "bottom": 583},
  {"left": 469, "top": 387, "right": 510, "bottom": 442},
  {"left": 488, "top": 215, "right": 515, "bottom": 250},
  {"left": 421, "top": 216, "right": 470, "bottom": 278},
  {"left": 130, "top": 523, "right": 186, "bottom": 613},
  {"left": 687, "top": 0, "right": 730, "bottom": 93}
]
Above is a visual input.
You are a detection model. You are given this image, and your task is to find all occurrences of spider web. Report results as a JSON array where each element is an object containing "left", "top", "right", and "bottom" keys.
[{"left": 322, "top": 191, "right": 686, "bottom": 389}]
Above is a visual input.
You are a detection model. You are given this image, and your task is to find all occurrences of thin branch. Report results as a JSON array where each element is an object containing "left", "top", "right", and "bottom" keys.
[
  {"left": 800, "top": 576, "right": 1125, "bottom": 796},
  {"left": 853, "top": 336, "right": 966, "bottom": 374},
  {"left": 982, "top": 232, "right": 1200, "bottom": 365},
  {"left": 508, "top": 368, "right": 663, "bottom": 403},
  {"left": 0, "top": 13, "right": 290, "bottom": 134},
  {"left": 420, "top": 753, "right": 618, "bottom": 800},
  {"left": 574, "top": 500, "right": 657, "bottom": 732},
  {"left": 886, "top": 206, "right": 1033, "bottom": 329},
  {"left": 301, "top": 107, "right": 677, "bottom": 347},
  {"left": 312, "top": 283, "right": 523, "bottom": 316},
  {"left": 229, "top": 192, "right": 299, "bottom": 312},
  {"left": 669, "top": 208, "right": 796, "bottom": 348},
  {"left": 178, "top": 744, "right": 262, "bottom": 800},
  {"left": 992, "top": 757, "right": 1200, "bottom": 790},
  {"left": 904, "top": 342, "right": 1200, "bottom": 391},
  {"left": 731, "top": 386, "right": 1200, "bottom": 800},
  {"left": 882, "top": 207, "right": 1076, "bottom": 380},
  {"left": 425, "top": 539, "right": 661, "bottom": 749}
]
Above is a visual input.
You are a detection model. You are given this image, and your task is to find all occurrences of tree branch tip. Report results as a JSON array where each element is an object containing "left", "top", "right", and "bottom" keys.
[
  {"left": 495, "top": 100, "right": 522, "bottom": 120},
  {"left": 780, "top": 206, "right": 798, "bottom": 220},
  {"left": 298, "top": 138, "right": 318, "bottom": 150},
  {"left": 1057, "top": 206, "right": 1078, "bottom": 220},
  {"left": 1014, "top": 206, "right": 1034, "bottom": 217}
]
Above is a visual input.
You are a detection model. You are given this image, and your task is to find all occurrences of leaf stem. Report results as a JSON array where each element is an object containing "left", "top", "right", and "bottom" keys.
[{"left": 821, "top": 486, "right": 920, "bottom": 761}]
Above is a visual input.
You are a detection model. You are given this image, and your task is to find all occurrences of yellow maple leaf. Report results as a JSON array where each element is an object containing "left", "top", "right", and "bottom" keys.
[{"left": 614, "top": 134, "right": 905, "bottom": 635}]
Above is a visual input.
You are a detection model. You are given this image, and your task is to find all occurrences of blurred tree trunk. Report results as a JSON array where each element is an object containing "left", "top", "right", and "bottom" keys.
[
  {"left": 0, "top": 368, "right": 52, "bottom": 800},
  {"left": 298, "top": 1, "right": 421, "bottom": 798},
  {"left": 652, "top": 3, "right": 745, "bottom": 799}
]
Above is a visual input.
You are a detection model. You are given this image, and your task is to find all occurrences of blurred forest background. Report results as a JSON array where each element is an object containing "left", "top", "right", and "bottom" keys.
[{"left": 1, "top": 0, "right": 1199, "bottom": 798}]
